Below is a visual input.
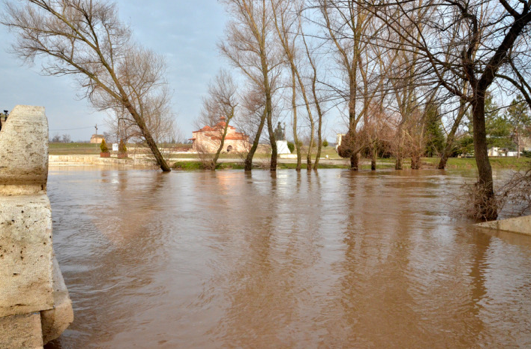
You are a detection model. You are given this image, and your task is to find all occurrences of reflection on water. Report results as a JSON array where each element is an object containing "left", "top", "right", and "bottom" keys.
[{"left": 45, "top": 168, "right": 531, "bottom": 349}]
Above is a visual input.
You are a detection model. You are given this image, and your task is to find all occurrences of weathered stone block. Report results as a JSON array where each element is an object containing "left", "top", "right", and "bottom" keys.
[
  {"left": 0, "top": 105, "right": 48, "bottom": 196},
  {"left": 41, "top": 257, "right": 74, "bottom": 344},
  {"left": 0, "top": 313, "right": 44, "bottom": 349},
  {"left": 0, "top": 195, "right": 54, "bottom": 318}
]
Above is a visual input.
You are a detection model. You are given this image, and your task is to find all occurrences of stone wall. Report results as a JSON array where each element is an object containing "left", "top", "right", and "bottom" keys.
[
  {"left": 476, "top": 215, "right": 531, "bottom": 236},
  {"left": 0, "top": 105, "right": 73, "bottom": 349}
]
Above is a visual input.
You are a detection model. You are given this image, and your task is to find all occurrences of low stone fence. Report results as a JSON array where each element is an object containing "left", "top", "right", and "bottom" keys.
[
  {"left": 477, "top": 215, "right": 531, "bottom": 236},
  {"left": 0, "top": 105, "right": 73, "bottom": 348}
]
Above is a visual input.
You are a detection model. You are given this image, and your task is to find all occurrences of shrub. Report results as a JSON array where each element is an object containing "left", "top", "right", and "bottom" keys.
[
  {"left": 337, "top": 133, "right": 355, "bottom": 158},
  {"left": 118, "top": 139, "right": 127, "bottom": 153},
  {"left": 287, "top": 141, "right": 295, "bottom": 153},
  {"left": 323, "top": 139, "right": 329, "bottom": 147},
  {"left": 100, "top": 139, "right": 109, "bottom": 153},
  {"left": 523, "top": 150, "right": 531, "bottom": 158}
]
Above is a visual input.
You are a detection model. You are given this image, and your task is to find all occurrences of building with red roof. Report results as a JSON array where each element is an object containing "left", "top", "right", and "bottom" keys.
[{"left": 190, "top": 116, "right": 251, "bottom": 153}]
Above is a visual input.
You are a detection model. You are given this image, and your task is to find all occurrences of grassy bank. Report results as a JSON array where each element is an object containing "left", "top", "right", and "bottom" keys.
[
  {"left": 172, "top": 157, "right": 530, "bottom": 172},
  {"left": 49, "top": 142, "right": 101, "bottom": 155},
  {"left": 173, "top": 161, "right": 246, "bottom": 170},
  {"left": 50, "top": 143, "right": 529, "bottom": 171},
  {"left": 424, "top": 157, "right": 530, "bottom": 170}
]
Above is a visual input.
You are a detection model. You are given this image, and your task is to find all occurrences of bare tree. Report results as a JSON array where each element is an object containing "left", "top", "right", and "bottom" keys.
[
  {"left": 106, "top": 85, "right": 177, "bottom": 146},
  {"left": 3, "top": 0, "right": 172, "bottom": 171},
  {"left": 219, "top": 0, "right": 282, "bottom": 171},
  {"left": 301, "top": 29, "right": 327, "bottom": 169},
  {"left": 316, "top": 0, "right": 375, "bottom": 170},
  {"left": 200, "top": 70, "right": 239, "bottom": 169},
  {"left": 272, "top": 0, "right": 320, "bottom": 170},
  {"left": 438, "top": 95, "right": 470, "bottom": 169},
  {"left": 359, "top": 0, "right": 531, "bottom": 220}
]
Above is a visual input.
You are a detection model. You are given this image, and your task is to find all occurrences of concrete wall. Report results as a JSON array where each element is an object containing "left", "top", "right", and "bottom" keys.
[
  {"left": 476, "top": 215, "right": 531, "bottom": 236},
  {"left": 0, "top": 105, "right": 73, "bottom": 349}
]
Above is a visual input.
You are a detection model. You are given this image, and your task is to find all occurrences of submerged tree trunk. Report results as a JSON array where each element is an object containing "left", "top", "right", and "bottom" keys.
[
  {"left": 291, "top": 70, "right": 302, "bottom": 172},
  {"left": 245, "top": 110, "right": 267, "bottom": 171},
  {"left": 267, "top": 114, "right": 277, "bottom": 171},
  {"left": 471, "top": 93, "right": 497, "bottom": 220},
  {"left": 371, "top": 146, "right": 377, "bottom": 171},
  {"left": 306, "top": 106, "right": 315, "bottom": 171},
  {"left": 395, "top": 157, "right": 402, "bottom": 170},
  {"left": 395, "top": 124, "right": 404, "bottom": 170},
  {"left": 351, "top": 153, "right": 359, "bottom": 171},
  {"left": 438, "top": 153, "right": 449, "bottom": 170},
  {"left": 411, "top": 155, "right": 421, "bottom": 170},
  {"left": 212, "top": 121, "right": 231, "bottom": 170},
  {"left": 314, "top": 109, "right": 323, "bottom": 170},
  {"left": 125, "top": 102, "right": 171, "bottom": 172}
]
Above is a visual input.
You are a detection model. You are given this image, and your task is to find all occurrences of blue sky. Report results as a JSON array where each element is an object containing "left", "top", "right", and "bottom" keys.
[{"left": 0, "top": 0, "right": 228, "bottom": 141}]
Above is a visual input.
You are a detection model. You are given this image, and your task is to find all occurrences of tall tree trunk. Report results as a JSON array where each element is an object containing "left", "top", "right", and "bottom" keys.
[
  {"left": 291, "top": 70, "right": 302, "bottom": 171},
  {"left": 371, "top": 146, "right": 377, "bottom": 171},
  {"left": 411, "top": 155, "right": 420, "bottom": 170},
  {"left": 260, "top": 44, "right": 276, "bottom": 171},
  {"left": 245, "top": 110, "right": 267, "bottom": 171},
  {"left": 307, "top": 129, "right": 315, "bottom": 171},
  {"left": 267, "top": 112, "right": 277, "bottom": 171},
  {"left": 212, "top": 121, "right": 231, "bottom": 170},
  {"left": 438, "top": 152, "right": 449, "bottom": 170},
  {"left": 395, "top": 126, "right": 404, "bottom": 170},
  {"left": 351, "top": 153, "right": 359, "bottom": 171},
  {"left": 125, "top": 102, "right": 170, "bottom": 172},
  {"left": 438, "top": 100, "right": 468, "bottom": 169},
  {"left": 472, "top": 92, "right": 497, "bottom": 220},
  {"left": 395, "top": 157, "right": 402, "bottom": 170},
  {"left": 314, "top": 109, "right": 323, "bottom": 170}
]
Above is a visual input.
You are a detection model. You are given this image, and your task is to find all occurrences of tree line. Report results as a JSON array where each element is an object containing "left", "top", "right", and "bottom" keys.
[
  {"left": 3, "top": 0, "right": 531, "bottom": 220},
  {"left": 204, "top": 0, "right": 531, "bottom": 220}
]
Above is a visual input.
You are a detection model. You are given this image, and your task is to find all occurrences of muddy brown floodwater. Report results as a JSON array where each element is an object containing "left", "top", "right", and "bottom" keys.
[{"left": 44, "top": 168, "right": 531, "bottom": 349}]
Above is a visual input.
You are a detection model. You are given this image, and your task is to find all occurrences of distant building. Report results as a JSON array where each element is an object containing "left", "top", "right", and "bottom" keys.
[
  {"left": 336, "top": 133, "right": 346, "bottom": 152},
  {"left": 90, "top": 134, "right": 105, "bottom": 144},
  {"left": 488, "top": 147, "right": 522, "bottom": 157},
  {"left": 522, "top": 137, "right": 531, "bottom": 151},
  {"left": 190, "top": 117, "right": 250, "bottom": 153}
]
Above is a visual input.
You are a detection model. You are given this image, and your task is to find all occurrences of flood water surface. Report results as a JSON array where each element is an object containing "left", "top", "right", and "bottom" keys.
[{"left": 45, "top": 169, "right": 531, "bottom": 348}]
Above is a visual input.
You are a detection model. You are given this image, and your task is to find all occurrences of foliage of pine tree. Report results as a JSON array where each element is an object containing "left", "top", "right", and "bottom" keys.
[
  {"left": 100, "top": 139, "right": 109, "bottom": 153},
  {"left": 424, "top": 103, "right": 445, "bottom": 157}
]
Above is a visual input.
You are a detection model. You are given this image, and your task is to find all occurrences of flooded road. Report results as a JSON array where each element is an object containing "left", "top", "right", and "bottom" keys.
[{"left": 45, "top": 168, "right": 531, "bottom": 349}]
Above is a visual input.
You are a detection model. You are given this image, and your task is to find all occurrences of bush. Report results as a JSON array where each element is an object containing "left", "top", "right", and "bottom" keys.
[
  {"left": 100, "top": 139, "right": 109, "bottom": 153},
  {"left": 287, "top": 141, "right": 295, "bottom": 153},
  {"left": 118, "top": 139, "right": 127, "bottom": 153},
  {"left": 523, "top": 150, "right": 531, "bottom": 158},
  {"left": 323, "top": 139, "right": 329, "bottom": 147},
  {"left": 337, "top": 133, "right": 355, "bottom": 158}
]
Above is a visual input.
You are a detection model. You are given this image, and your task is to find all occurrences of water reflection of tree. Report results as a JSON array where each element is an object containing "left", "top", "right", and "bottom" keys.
[
  {"left": 206, "top": 171, "right": 325, "bottom": 347},
  {"left": 319, "top": 171, "right": 479, "bottom": 347}
]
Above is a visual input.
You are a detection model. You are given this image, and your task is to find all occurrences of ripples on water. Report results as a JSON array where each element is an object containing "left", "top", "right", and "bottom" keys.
[{"left": 45, "top": 168, "right": 531, "bottom": 349}]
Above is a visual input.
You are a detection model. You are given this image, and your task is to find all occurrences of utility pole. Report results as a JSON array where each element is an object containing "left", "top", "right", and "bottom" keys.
[{"left": 95, "top": 124, "right": 98, "bottom": 136}]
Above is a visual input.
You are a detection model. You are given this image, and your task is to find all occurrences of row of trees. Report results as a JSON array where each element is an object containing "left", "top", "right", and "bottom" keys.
[
  {"left": 197, "top": 0, "right": 531, "bottom": 220},
  {"left": 3, "top": 0, "right": 531, "bottom": 220},
  {"left": 50, "top": 134, "right": 72, "bottom": 143}
]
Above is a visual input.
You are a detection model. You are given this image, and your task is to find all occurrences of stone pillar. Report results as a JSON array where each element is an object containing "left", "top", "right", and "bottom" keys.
[{"left": 0, "top": 105, "right": 73, "bottom": 348}]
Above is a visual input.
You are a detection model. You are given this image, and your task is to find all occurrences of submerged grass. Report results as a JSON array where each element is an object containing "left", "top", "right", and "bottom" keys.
[
  {"left": 172, "top": 157, "right": 530, "bottom": 172},
  {"left": 172, "top": 161, "right": 246, "bottom": 171},
  {"left": 50, "top": 143, "right": 529, "bottom": 171}
]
